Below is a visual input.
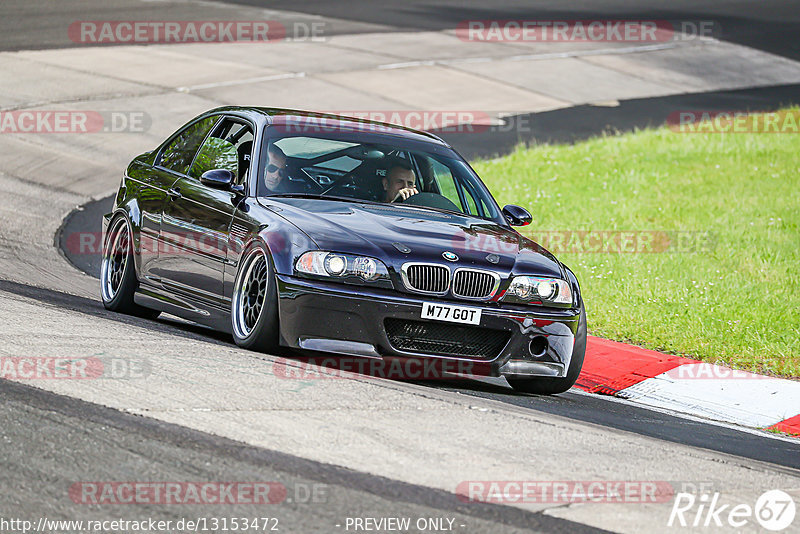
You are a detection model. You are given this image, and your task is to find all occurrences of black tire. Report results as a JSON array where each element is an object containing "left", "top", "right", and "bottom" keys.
[
  {"left": 231, "top": 243, "right": 280, "bottom": 352},
  {"left": 100, "top": 215, "right": 160, "bottom": 319},
  {"left": 507, "top": 308, "right": 587, "bottom": 395}
]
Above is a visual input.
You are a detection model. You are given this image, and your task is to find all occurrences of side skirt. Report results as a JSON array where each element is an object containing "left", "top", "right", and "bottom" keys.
[{"left": 134, "top": 283, "right": 232, "bottom": 334}]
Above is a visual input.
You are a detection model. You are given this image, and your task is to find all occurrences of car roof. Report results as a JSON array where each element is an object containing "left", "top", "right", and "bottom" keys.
[{"left": 207, "top": 106, "right": 450, "bottom": 147}]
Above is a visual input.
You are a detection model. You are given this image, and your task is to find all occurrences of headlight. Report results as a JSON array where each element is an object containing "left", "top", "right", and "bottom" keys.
[
  {"left": 295, "top": 251, "right": 391, "bottom": 285},
  {"left": 324, "top": 254, "right": 346, "bottom": 276},
  {"left": 503, "top": 276, "right": 573, "bottom": 306}
]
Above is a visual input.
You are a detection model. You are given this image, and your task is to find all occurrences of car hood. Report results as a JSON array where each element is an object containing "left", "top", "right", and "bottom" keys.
[{"left": 260, "top": 197, "right": 564, "bottom": 278}]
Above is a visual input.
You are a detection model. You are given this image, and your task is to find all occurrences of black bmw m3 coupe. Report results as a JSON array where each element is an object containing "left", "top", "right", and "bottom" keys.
[{"left": 101, "top": 107, "right": 586, "bottom": 394}]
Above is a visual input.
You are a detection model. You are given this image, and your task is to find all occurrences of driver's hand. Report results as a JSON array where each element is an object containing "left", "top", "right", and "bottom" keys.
[{"left": 392, "top": 186, "right": 419, "bottom": 202}]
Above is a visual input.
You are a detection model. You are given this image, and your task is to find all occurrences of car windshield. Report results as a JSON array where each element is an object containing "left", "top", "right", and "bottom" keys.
[{"left": 258, "top": 133, "right": 502, "bottom": 221}]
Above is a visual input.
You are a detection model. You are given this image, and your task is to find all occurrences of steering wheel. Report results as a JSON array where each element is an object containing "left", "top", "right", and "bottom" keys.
[
  {"left": 288, "top": 166, "right": 323, "bottom": 193},
  {"left": 321, "top": 174, "right": 374, "bottom": 200}
]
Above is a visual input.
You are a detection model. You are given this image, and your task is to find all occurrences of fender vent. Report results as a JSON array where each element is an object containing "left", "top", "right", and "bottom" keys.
[{"left": 230, "top": 223, "right": 249, "bottom": 245}]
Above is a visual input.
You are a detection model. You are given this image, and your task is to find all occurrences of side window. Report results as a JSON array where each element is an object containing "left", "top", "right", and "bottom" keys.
[
  {"left": 159, "top": 117, "right": 217, "bottom": 175},
  {"left": 190, "top": 138, "right": 238, "bottom": 179},
  {"left": 189, "top": 119, "right": 253, "bottom": 183}
]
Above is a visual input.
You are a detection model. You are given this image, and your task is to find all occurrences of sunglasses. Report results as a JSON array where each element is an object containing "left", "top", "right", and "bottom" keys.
[{"left": 267, "top": 164, "right": 286, "bottom": 178}]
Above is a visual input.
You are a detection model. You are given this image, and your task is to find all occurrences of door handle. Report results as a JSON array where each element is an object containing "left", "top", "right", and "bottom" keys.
[{"left": 167, "top": 187, "right": 182, "bottom": 200}]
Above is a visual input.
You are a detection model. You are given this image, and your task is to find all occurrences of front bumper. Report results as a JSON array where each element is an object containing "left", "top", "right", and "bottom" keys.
[{"left": 276, "top": 274, "right": 581, "bottom": 379}]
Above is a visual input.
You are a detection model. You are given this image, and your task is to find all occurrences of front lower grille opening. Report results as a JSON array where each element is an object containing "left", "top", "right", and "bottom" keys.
[{"left": 384, "top": 318, "right": 510, "bottom": 359}]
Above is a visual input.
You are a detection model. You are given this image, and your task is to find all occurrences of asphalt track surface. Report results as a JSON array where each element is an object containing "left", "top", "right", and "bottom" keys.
[
  {"left": 225, "top": 0, "right": 800, "bottom": 61},
  {"left": 58, "top": 200, "right": 800, "bottom": 471},
  {"left": 2, "top": 375, "right": 610, "bottom": 534},
  {"left": 3, "top": 0, "right": 798, "bottom": 61}
]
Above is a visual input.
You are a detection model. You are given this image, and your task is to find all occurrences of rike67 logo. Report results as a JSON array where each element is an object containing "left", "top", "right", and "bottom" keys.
[{"left": 669, "top": 490, "right": 796, "bottom": 531}]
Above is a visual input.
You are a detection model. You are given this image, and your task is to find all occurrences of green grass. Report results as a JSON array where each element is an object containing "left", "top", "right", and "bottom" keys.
[
  {"left": 473, "top": 110, "right": 799, "bottom": 378},
  {"left": 766, "top": 427, "right": 797, "bottom": 437}
]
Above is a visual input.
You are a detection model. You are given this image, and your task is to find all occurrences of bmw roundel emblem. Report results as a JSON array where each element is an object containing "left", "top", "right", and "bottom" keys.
[{"left": 442, "top": 251, "right": 459, "bottom": 262}]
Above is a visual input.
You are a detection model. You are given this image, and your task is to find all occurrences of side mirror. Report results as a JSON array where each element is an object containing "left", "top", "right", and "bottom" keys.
[
  {"left": 502, "top": 204, "right": 532, "bottom": 226},
  {"left": 200, "top": 169, "right": 236, "bottom": 189}
]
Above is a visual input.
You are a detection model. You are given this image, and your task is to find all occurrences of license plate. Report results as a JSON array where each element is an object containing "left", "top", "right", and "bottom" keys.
[{"left": 421, "top": 302, "right": 481, "bottom": 325}]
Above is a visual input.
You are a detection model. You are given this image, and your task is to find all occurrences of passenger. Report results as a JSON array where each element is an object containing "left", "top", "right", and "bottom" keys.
[{"left": 382, "top": 159, "right": 419, "bottom": 202}]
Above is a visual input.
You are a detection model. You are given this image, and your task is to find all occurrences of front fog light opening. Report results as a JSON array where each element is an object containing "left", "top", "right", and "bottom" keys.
[{"left": 528, "top": 336, "right": 548, "bottom": 358}]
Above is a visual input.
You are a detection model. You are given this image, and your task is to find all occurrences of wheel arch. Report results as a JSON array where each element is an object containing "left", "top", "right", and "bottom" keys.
[
  {"left": 230, "top": 236, "right": 281, "bottom": 351},
  {"left": 107, "top": 200, "right": 144, "bottom": 281}
]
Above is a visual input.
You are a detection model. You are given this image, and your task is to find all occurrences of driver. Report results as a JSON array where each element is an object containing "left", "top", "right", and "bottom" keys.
[
  {"left": 382, "top": 159, "right": 419, "bottom": 202},
  {"left": 264, "top": 143, "right": 290, "bottom": 193}
]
